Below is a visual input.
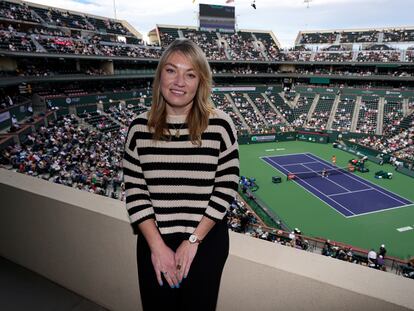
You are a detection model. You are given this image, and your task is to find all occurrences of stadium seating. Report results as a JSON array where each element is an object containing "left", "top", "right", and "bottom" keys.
[
  {"left": 307, "top": 95, "right": 335, "bottom": 130},
  {"left": 331, "top": 96, "right": 356, "bottom": 132},
  {"left": 292, "top": 93, "right": 314, "bottom": 127},
  {"left": 355, "top": 96, "right": 379, "bottom": 134}
]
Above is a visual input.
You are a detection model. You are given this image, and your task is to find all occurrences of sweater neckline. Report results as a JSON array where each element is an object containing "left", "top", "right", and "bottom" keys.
[{"left": 166, "top": 114, "right": 187, "bottom": 124}]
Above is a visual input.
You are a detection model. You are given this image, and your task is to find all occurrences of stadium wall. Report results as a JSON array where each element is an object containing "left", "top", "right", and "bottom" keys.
[{"left": 0, "top": 169, "right": 413, "bottom": 311}]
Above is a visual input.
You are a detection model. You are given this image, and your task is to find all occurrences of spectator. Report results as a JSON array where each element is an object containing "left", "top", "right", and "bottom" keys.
[{"left": 367, "top": 248, "right": 377, "bottom": 267}]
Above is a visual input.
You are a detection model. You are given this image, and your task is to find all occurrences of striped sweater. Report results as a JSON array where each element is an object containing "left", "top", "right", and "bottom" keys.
[{"left": 123, "top": 109, "right": 240, "bottom": 235}]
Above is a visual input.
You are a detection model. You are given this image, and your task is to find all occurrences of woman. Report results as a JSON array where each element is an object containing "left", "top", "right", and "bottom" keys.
[{"left": 123, "top": 39, "right": 239, "bottom": 310}]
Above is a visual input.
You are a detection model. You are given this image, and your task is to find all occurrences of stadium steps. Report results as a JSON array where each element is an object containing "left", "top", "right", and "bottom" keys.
[
  {"left": 305, "top": 94, "right": 319, "bottom": 123},
  {"left": 261, "top": 93, "right": 289, "bottom": 124},
  {"left": 31, "top": 9, "right": 45, "bottom": 24},
  {"left": 279, "top": 92, "right": 296, "bottom": 108},
  {"left": 334, "top": 33, "right": 341, "bottom": 44},
  {"left": 378, "top": 32, "right": 384, "bottom": 43},
  {"left": 243, "top": 93, "right": 269, "bottom": 128},
  {"left": 352, "top": 51, "right": 358, "bottom": 61},
  {"left": 291, "top": 93, "right": 300, "bottom": 108},
  {"left": 394, "top": 113, "right": 414, "bottom": 133},
  {"left": 30, "top": 35, "right": 47, "bottom": 52},
  {"left": 309, "top": 52, "right": 316, "bottom": 61},
  {"left": 376, "top": 97, "right": 385, "bottom": 135},
  {"left": 251, "top": 33, "right": 270, "bottom": 61},
  {"left": 402, "top": 98, "right": 409, "bottom": 116},
  {"left": 326, "top": 94, "right": 340, "bottom": 130},
  {"left": 350, "top": 96, "right": 361, "bottom": 132},
  {"left": 224, "top": 94, "right": 250, "bottom": 131},
  {"left": 400, "top": 50, "right": 406, "bottom": 62}
]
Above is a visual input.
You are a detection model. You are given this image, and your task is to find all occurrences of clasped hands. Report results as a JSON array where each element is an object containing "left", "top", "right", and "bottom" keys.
[{"left": 151, "top": 239, "right": 198, "bottom": 288}]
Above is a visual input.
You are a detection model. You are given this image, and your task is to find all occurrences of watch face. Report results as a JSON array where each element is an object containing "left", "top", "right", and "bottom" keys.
[{"left": 189, "top": 234, "right": 197, "bottom": 243}]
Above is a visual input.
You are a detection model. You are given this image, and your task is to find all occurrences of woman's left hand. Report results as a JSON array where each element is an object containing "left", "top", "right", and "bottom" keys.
[{"left": 175, "top": 240, "right": 199, "bottom": 282}]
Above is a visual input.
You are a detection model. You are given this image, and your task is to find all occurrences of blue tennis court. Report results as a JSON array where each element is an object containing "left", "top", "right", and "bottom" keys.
[{"left": 261, "top": 153, "right": 412, "bottom": 217}]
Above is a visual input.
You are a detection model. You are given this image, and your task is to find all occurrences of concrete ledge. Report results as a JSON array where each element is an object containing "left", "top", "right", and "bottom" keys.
[{"left": 1, "top": 168, "right": 413, "bottom": 311}]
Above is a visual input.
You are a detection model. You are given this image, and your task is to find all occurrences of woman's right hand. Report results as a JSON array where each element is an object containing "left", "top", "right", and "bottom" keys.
[
  {"left": 151, "top": 244, "right": 180, "bottom": 288},
  {"left": 137, "top": 219, "right": 181, "bottom": 288}
]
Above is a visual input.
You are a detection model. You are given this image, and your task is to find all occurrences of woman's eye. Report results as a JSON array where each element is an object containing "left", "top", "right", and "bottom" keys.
[
  {"left": 187, "top": 73, "right": 196, "bottom": 79},
  {"left": 165, "top": 68, "right": 174, "bottom": 73}
]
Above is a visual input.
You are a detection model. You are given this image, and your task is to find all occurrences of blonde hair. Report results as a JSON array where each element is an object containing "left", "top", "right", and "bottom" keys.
[{"left": 148, "top": 39, "right": 214, "bottom": 145}]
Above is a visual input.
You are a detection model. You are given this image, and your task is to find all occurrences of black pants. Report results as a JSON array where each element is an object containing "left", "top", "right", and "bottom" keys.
[{"left": 136, "top": 218, "right": 229, "bottom": 311}]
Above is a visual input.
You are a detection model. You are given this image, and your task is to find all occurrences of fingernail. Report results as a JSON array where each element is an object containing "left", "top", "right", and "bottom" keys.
[
  {"left": 160, "top": 282, "right": 163, "bottom": 286},
  {"left": 171, "top": 285, "right": 175, "bottom": 289},
  {"left": 176, "top": 284, "right": 180, "bottom": 288}
]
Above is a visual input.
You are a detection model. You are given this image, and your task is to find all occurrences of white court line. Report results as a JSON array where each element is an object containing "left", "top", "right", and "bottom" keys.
[
  {"left": 264, "top": 157, "right": 355, "bottom": 217},
  {"left": 397, "top": 226, "right": 413, "bottom": 232},
  {"left": 301, "top": 163, "right": 351, "bottom": 193},
  {"left": 346, "top": 203, "right": 414, "bottom": 218},
  {"left": 328, "top": 188, "right": 373, "bottom": 197},
  {"left": 265, "top": 149, "right": 275, "bottom": 152},
  {"left": 305, "top": 153, "right": 411, "bottom": 206},
  {"left": 276, "top": 148, "right": 286, "bottom": 151},
  {"left": 283, "top": 161, "right": 320, "bottom": 167},
  {"left": 260, "top": 152, "right": 310, "bottom": 160}
]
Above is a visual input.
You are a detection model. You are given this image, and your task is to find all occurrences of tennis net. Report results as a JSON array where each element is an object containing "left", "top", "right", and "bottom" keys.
[{"left": 287, "top": 167, "right": 351, "bottom": 180}]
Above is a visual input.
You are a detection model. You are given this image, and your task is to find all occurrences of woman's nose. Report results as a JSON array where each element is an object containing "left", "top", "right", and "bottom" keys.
[{"left": 174, "top": 72, "right": 185, "bottom": 86}]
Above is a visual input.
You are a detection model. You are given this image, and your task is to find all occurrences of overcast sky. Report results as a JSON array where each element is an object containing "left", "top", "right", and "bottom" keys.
[{"left": 26, "top": 0, "right": 414, "bottom": 47}]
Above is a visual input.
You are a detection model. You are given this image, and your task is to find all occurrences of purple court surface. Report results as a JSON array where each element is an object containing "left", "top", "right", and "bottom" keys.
[{"left": 261, "top": 153, "right": 412, "bottom": 217}]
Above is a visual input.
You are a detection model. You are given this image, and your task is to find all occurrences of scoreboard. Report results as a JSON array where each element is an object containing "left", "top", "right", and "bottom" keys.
[{"left": 199, "top": 4, "right": 235, "bottom": 31}]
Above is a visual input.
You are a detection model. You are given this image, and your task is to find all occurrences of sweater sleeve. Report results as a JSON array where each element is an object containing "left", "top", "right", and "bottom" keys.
[
  {"left": 204, "top": 115, "right": 240, "bottom": 221},
  {"left": 123, "top": 119, "right": 155, "bottom": 233}
]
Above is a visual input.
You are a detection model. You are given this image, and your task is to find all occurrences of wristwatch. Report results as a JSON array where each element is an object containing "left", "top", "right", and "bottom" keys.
[{"left": 188, "top": 234, "right": 202, "bottom": 244}]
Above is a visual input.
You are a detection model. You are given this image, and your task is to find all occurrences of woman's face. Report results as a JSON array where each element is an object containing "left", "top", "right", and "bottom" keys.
[{"left": 160, "top": 51, "right": 200, "bottom": 116}]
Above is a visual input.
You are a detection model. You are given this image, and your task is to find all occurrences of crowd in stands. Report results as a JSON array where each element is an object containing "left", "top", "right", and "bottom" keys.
[
  {"left": 292, "top": 95, "right": 314, "bottom": 127},
  {"left": 331, "top": 97, "right": 356, "bottom": 131},
  {"left": 0, "top": 93, "right": 20, "bottom": 110},
  {"left": 97, "top": 43, "right": 162, "bottom": 58},
  {"left": 183, "top": 30, "right": 227, "bottom": 60},
  {"left": 394, "top": 145, "right": 414, "bottom": 163},
  {"left": 212, "top": 65, "right": 261, "bottom": 75},
  {"left": 356, "top": 50, "right": 401, "bottom": 63},
  {"left": 211, "top": 93, "right": 248, "bottom": 133},
  {"left": 0, "top": 1, "right": 40, "bottom": 23},
  {"left": 230, "top": 92, "right": 267, "bottom": 133},
  {"left": 298, "top": 28, "right": 414, "bottom": 45},
  {"left": 221, "top": 32, "right": 265, "bottom": 61},
  {"left": 3, "top": 0, "right": 414, "bottom": 65},
  {"left": 0, "top": 114, "right": 126, "bottom": 199},
  {"left": 383, "top": 28, "right": 414, "bottom": 43},
  {"left": 357, "top": 125, "right": 414, "bottom": 162},
  {"left": 0, "top": 30, "right": 36, "bottom": 52},
  {"left": 314, "top": 51, "right": 353, "bottom": 62},
  {"left": 382, "top": 101, "right": 404, "bottom": 136},
  {"left": 306, "top": 96, "right": 334, "bottom": 130},
  {"left": 322, "top": 240, "right": 388, "bottom": 271},
  {"left": 299, "top": 32, "right": 337, "bottom": 44},
  {"left": 355, "top": 99, "right": 379, "bottom": 134},
  {"left": 273, "top": 51, "right": 312, "bottom": 62},
  {"left": 251, "top": 94, "right": 285, "bottom": 127},
  {"left": 227, "top": 198, "right": 260, "bottom": 234}
]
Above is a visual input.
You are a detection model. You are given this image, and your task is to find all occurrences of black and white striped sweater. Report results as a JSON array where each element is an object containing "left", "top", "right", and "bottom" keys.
[{"left": 123, "top": 109, "right": 239, "bottom": 235}]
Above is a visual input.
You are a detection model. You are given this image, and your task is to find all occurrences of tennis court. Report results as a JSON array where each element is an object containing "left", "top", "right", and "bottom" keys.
[
  {"left": 239, "top": 141, "right": 414, "bottom": 259},
  {"left": 262, "top": 153, "right": 412, "bottom": 218}
]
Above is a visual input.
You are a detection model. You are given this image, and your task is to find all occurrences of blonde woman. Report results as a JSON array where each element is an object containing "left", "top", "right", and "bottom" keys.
[{"left": 123, "top": 39, "right": 239, "bottom": 310}]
